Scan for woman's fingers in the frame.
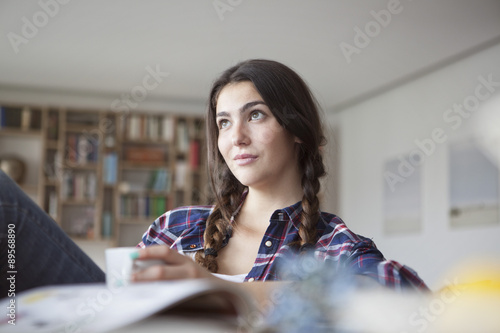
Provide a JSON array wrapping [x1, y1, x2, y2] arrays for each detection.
[[137, 244, 186, 265], [131, 244, 213, 282], [132, 262, 200, 281]]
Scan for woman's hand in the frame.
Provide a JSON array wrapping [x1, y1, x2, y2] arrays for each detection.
[[131, 245, 289, 311], [131, 245, 214, 282]]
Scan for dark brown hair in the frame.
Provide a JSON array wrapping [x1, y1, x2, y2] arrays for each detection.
[[195, 59, 326, 272]]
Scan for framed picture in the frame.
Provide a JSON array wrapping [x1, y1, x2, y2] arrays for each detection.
[[383, 153, 422, 234], [449, 139, 499, 227]]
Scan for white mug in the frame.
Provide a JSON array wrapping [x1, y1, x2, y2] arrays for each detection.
[[105, 247, 163, 288]]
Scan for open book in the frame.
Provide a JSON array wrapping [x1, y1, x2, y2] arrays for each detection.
[[0, 279, 255, 332]]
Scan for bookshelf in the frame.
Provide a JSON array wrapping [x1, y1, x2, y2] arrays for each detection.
[[0, 105, 207, 246], [114, 113, 208, 246], [0, 105, 44, 203]]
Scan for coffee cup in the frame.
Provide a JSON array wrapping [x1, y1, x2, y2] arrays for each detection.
[[105, 247, 164, 288]]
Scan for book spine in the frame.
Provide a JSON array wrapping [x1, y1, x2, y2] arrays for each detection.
[[48, 191, 58, 219], [48, 112, 58, 140], [129, 115, 140, 140], [87, 173, 96, 200], [140, 115, 145, 140], [103, 152, 118, 184], [156, 197, 166, 216], [162, 116, 174, 142], [67, 134, 77, 163], [175, 161, 187, 188], [177, 121, 189, 153], [102, 211, 112, 238], [90, 139, 98, 163], [21, 107, 31, 130], [77, 135, 87, 164], [189, 140, 200, 169], [0, 106, 4, 128]]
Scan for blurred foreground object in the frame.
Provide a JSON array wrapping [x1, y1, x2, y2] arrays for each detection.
[[0, 155, 26, 184], [261, 255, 500, 333], [430, 260, 500, 333]]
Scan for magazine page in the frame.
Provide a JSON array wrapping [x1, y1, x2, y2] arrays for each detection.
[[1, 279, 251, 333]]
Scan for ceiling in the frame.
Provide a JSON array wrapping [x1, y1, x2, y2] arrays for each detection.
[[1, 0, 500, 114]]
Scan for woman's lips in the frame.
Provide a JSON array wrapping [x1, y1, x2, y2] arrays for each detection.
[[234, 154, 258, 166]]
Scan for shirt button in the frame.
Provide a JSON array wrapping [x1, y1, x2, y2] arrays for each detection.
[[189, 244, 197, 249], [265, 240, 272, 248], [247, 278, 255, 282]]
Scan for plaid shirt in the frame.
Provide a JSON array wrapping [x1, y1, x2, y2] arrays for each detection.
[[138, 201, 429, 292]]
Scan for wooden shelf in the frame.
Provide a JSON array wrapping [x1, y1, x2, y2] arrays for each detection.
[[0, 106, 207, 245], [122, 138, 173, 145], [63, 161, 99, 170], [0, 128, 42, 137], [121, 162, 170, 169], [20, 184, 38, 194], [44, 179, 58, 186], [45, 140, 59, 149], [61, 199, 96, 205], [65, 124, 100, 132], [118, 189, 170, 195]]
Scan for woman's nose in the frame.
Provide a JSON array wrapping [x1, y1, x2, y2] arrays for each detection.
[[231, 122, 249, 146]]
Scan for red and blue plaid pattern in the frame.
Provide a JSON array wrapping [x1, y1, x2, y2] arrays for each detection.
[[138, 202, 429, 292]]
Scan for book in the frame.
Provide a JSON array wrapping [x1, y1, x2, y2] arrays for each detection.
[[1, 107, 22, 128], [21, 107, 31, 130], [101, 211, 112, 238], [47, 112, 59, 140], [161, 116, 174, 142], [103, 152, 117, 184], [29, 109, 42, 130], [124, 146, 165, 164], [128, 115, 141, 140], [0, 106, 4, 127], [48, 190, 58, 219], [177, 120, 189, 153], [175, 160, 187, 188], [189, 139, 200, 169], [0, 279, 254, 332]]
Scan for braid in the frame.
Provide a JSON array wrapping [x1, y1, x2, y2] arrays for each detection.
[[194, 206, 225, 272], [194, 164, 245, 272], [298, 149, 326, 249]]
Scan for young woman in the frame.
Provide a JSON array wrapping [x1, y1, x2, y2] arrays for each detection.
[[0, 59, 428, 303], [133, 59, 428, 291]]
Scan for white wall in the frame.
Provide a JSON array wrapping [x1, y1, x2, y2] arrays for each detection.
[[326, 43, 500, 290]]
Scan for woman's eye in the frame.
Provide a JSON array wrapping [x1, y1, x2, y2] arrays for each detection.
[[250, 111, 264, 120], [218, 119, 230, 129]]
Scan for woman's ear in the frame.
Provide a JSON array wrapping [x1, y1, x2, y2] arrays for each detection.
[[294, 136, 303, 144]]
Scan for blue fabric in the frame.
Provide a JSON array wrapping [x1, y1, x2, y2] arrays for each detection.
[[0, 170, 104, 298]]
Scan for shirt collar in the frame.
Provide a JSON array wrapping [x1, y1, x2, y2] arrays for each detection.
[[268, 200, 304, 230], [236, 187, 304, 228]]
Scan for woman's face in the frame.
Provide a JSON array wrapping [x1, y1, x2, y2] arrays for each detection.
[[216, 81, 301, 191]]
